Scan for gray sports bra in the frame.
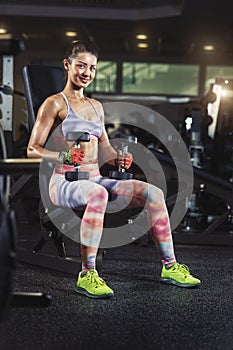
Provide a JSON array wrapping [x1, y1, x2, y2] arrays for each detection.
[[60, 92, 103, 139]]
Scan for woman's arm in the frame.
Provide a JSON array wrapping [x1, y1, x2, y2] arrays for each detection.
[[27, 95, 61, 162]]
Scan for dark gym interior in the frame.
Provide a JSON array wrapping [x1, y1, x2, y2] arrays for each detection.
[[0, 1, 233, 349]]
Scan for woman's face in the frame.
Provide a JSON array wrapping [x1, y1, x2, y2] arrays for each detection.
[[64, 52, 97, 89]]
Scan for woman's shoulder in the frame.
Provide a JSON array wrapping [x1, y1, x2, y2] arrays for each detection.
[[43, 92, 65, 109], [37, 93, 66, 122], [86, 96, 103, 111], [46, 92, 63, 102], [86, 96, 101, 104]]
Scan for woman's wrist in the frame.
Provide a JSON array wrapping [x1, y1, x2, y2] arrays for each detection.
[[114, 157, 119, 167], [58, 151, 66, 163]]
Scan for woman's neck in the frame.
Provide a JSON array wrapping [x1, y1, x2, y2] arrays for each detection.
[[63, 86, 85, 100]]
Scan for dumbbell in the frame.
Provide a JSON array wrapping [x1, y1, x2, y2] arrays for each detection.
[[65, 132, 90, 181], [109, 134, 137, 180]]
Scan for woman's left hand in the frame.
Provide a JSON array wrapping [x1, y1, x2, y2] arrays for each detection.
[[116, 150, 133, 169]]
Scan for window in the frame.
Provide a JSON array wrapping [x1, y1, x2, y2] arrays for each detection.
[[205, 65, 233, 93], [122, 62, 199, 96], [86, 61, 117, 93]]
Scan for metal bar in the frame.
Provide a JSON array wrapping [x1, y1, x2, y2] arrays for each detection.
[[204, 210, 230, 233], [0, 4, 183, 20], [16, 248, 103, 275], [0, 55, 13, 132], [9, 175, 33, 201]]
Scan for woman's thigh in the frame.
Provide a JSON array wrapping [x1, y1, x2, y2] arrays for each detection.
[[49, 175, 108, 209], [49, 175, 163, 211], [94, 177, 150, 211]]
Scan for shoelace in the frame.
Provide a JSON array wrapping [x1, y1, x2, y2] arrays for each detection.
[[176, 264, 190, 275], [87, 271, 106, 287]]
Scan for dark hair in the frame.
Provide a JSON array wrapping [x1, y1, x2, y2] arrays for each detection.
[[63, 40, 99, 63]]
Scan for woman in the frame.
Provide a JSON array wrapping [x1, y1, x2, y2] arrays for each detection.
[[27, 40, 201, 299]]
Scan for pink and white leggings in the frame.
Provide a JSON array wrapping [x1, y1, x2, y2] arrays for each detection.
[[49, 165, 176, 271]]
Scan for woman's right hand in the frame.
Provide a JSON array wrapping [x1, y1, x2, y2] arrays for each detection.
[[115, 150, 133, 169], [62, 148, 85, 165]]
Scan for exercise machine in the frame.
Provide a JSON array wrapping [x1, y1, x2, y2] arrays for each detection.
[[0, 125, 51, 321], [0, 38, 52, 321]]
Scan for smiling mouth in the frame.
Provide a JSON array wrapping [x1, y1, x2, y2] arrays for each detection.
[[80, 78, 89, 83]]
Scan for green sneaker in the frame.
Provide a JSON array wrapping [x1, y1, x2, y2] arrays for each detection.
[[160, 263, 201, 288], [74, 270, 114, 299]]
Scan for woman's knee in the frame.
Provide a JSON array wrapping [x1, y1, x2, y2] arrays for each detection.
[[88, 184, 109, 204], [148, 183, 165, 202]]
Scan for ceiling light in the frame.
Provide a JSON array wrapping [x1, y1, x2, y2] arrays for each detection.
[[221, 89, 228, 97], [203, 45, 215, 51], [65, 31, 77, 37], [137, 42, 148, 48], [136, 34, 148, 40], [21, 32, 29, 39], [0, 33, 12, 39], [0, 28, 7, 34]]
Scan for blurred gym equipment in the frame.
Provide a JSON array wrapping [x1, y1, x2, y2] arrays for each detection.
[[107, 107, 232, 245], [175, 80, 233, 241], [0, 39, 53, 320], [0, 37, 25, 157], [0, 125, 51, 322]]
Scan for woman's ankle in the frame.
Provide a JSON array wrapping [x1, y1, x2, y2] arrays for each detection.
[[81, 268, 95, 276], [164, 262, 176, 269]]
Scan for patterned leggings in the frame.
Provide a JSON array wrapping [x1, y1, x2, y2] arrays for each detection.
[[49, 167, 176, 270]]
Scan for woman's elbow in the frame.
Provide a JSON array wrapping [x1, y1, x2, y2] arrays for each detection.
[[27, 145, 38, 158], [27, 146, 33, 158]]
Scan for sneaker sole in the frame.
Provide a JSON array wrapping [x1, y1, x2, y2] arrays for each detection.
[[160, 278, 201, 288], [74, 286, 114, 299]]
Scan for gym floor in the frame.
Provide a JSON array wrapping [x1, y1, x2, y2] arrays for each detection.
[[0, 221, 233, 350]]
